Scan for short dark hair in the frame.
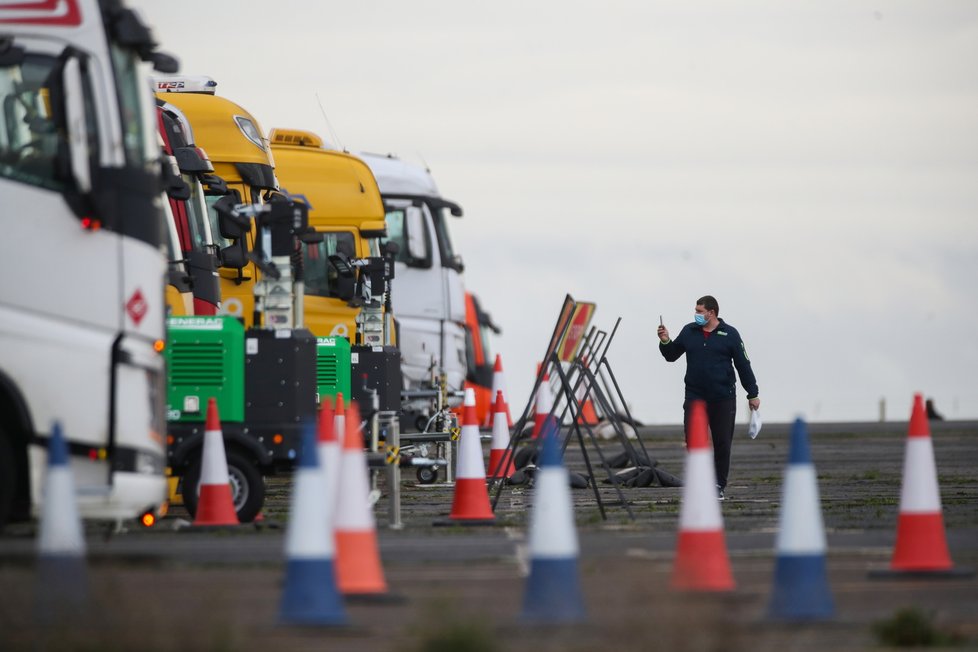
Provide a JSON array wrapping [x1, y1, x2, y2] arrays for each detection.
[[697, 295, 719, 316]]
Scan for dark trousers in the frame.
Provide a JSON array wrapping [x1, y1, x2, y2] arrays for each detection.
[[683, 398, 737, 489]]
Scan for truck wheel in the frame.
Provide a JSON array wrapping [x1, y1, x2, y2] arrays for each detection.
[[182, 451, 265, 523], [416, 467, 438, 484]]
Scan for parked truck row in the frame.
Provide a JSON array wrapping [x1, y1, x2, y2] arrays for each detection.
[[0, 0, 500, 529]]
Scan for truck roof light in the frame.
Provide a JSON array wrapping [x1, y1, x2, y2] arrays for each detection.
[[153, 76, 217, 94], [268, 128, 324, 148]]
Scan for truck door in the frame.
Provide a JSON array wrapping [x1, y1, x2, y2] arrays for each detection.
[[382, 200, 446, 383]]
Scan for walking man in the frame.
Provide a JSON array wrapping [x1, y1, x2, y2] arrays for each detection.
[[657, 295, 760, 500]]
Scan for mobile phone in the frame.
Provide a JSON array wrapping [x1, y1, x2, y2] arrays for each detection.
[[659, 315, 663, 327]]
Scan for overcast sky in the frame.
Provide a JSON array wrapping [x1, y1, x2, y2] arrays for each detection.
[[133, 1, 978, 424]]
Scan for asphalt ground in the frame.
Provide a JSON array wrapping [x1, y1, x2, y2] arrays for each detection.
[[1, 419, 976, 651]]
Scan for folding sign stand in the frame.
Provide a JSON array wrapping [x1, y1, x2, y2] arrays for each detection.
[[489, 296, 653, 520], [549, 319, 652, 520], [548, 348, 633, 520], [570, 321, 655, 469]]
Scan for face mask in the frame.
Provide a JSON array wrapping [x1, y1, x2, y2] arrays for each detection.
[[694, 313, 708, 326]]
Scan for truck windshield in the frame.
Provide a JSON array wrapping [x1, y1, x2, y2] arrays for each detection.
[[109, 43, 150, 167], [303, 231, 356, 299], [0, 53, 65, 191]]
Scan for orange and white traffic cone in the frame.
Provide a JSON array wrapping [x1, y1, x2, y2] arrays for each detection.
[[333, 392, 346, 448], [575, 369, 600, 426], [488, 390, 516, 480], [334, 401, 389, 596], [871, 394, 973, 578], [442, 388, 495, 523], [530, 370, 554, 440], [671, 400, 734, 591], [193, 398, 239, 527], [485, 354, 513, 428], [317, 397, 341, 526]]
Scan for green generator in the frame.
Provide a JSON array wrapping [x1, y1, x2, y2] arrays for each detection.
[[165, 316, 245, 423], [316, 336, 351, 404]]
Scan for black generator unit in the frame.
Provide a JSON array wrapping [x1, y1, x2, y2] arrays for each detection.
[[351, 345, 403, 412], [245, 327, 318, 427]]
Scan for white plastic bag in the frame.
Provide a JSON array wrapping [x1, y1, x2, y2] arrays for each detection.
[[748, 410, 762, 439]]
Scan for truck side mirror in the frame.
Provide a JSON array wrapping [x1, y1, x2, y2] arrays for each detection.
[[61, 57, 91, 194], [445, 200, 463, 217], [405, 206, 429, 263], [211, 191, 250, 270], [328, 252, 355, 278], [298, 227, 324, 245], [212, 193, 249, 240], [151, 51, 179, 74], [199, 173, 228, 195], [162, 155, 190, 200], [220, 243, 246, 269], [0, 39, 26, 67], [336, 276, 357, 303], [174, 146, 213, 173]]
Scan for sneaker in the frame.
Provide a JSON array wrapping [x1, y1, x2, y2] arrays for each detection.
[[717, 485, 725, 501]]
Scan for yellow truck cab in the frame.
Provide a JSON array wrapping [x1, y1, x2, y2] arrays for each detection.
[[269, 129, 394, 344], [154, 77, 277, 327]]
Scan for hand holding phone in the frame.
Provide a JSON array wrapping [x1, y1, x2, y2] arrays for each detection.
[[657, 315, 669, 343]]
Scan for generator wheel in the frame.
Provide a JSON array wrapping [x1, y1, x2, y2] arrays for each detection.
[[182, 450, 265, 523], [416, 466, 438, 484]]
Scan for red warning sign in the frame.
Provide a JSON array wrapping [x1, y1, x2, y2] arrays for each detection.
[[126, 289, 148, 326], [556, 302, 596, 362]]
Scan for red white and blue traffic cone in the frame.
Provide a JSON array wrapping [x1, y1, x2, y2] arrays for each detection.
[[768, 417, 834, 620], [521, 416, 586, 623], [279, 420, 347, 626], [37, 421, 89, 619]]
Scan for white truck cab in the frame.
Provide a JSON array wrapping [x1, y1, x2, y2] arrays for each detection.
[[358, 153, 467, 414], [0, 0, 176, 528]]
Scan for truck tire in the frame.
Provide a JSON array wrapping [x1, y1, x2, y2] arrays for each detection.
[[182, 450, 265, 523]]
